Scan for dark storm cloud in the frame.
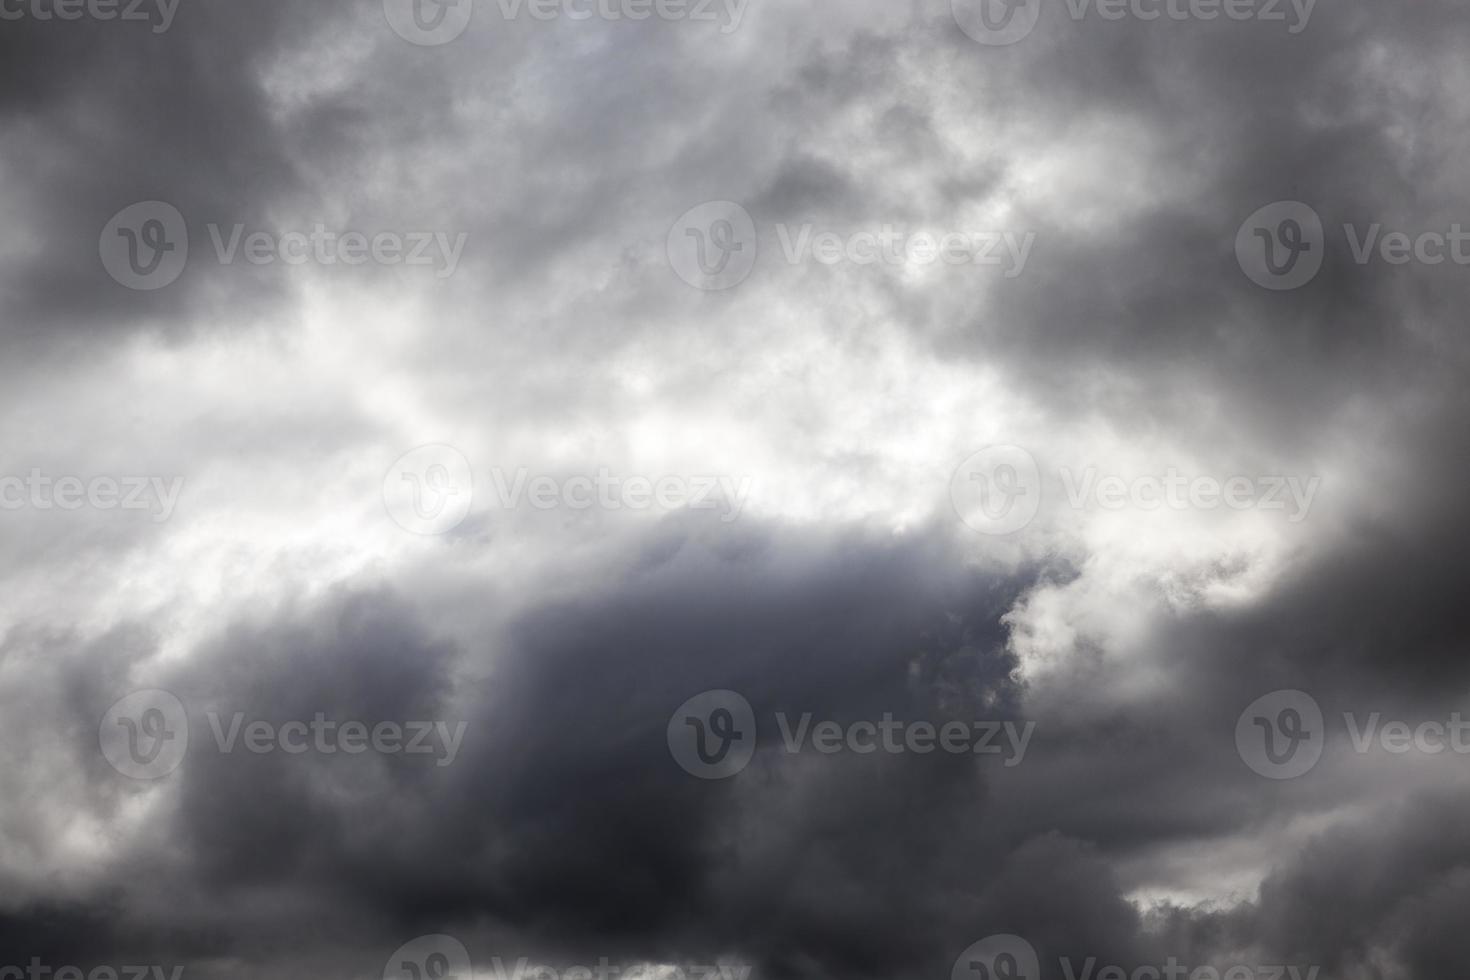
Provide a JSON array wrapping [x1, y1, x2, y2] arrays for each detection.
[[29, 501, 1464, 978], [11, 522, 1078, 976], [227, 526, 1037, 967]]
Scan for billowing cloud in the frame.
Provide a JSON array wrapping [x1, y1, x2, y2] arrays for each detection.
[[2, 0, 1468, 977]]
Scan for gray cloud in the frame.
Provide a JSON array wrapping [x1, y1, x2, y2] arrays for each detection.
[[3, 0, 1469, 976]]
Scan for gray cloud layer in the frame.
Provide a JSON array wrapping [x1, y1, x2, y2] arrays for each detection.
[[2, 0, 1469, 978]]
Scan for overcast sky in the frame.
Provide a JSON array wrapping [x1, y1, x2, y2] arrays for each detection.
[[2, 0, 1469, 978]]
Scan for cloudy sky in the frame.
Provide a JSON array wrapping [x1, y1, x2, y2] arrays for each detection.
[[2, 0, 1469, 977]]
